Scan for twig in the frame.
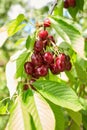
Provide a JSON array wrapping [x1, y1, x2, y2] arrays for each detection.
[[49, 0, 58, 15]]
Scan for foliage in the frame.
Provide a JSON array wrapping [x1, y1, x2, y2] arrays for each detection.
[[0, 0, 87, 130]]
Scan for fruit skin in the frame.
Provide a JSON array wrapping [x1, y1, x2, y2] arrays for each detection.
[[64, 0, 76, 8], [24, 62, 33, 75], [23, 84, 29, 91], [44, 18, 51, 27], [34, 40, 43, 52], [66, 62, 72, 71], [43, 52, 54, 64], [56, 59, 66, 72], [38, 30, 48, 40], [50, 63, 60, 74], [56, 53, 67, 72], [68, 0, 76, 7], [64, 0, 69, 8], [31, 53, 43, 67], [34, 65, 48, 77], [48, 35, 55, 43]]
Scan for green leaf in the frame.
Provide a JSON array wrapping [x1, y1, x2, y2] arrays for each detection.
[[33, 80, 82, 112], [53, 0, 63, 16], [50, 16, 85, 59], [6, 97, 34, 130], [7, 14, 26, 36], [0, 104, 8, 115], [16, 50, 30, 78], [67, 109, 82, 126], [25, 90, 55, 130], [70, 122, 81, 130], [74, 62, 87, 83], [26, 33, 36, 50], [82, 114, 87, 130], [47, 100, 65, 130], [15, 38, 26, 46]]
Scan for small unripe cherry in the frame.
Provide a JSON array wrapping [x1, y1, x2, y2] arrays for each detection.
[[24, 62, 33, 75], [44, 18, 51, 27], [38, 30, 48, 40], [43, 52, 54, 64]]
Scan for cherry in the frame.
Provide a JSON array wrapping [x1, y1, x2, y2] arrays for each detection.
[[56, 59, 66, 72], [48, 35, 55, 43], [66, 55, 70, 62], [35, 65, 48, 77], [66, 62, 72, 71], [38, 30, 48, 40], [31, 53, 43, 67], [24, 62, 33, 75], [68, 0, 76, 7], [64, 0, 69, 8], [57, 53, 66, 61], [43, 40, 48, 49], [44, 18, 51, 27], [43, 52, 54, 64], [23, 84, 29, 91], [50, 63, 60, 74], [34, 40, 43, 52]]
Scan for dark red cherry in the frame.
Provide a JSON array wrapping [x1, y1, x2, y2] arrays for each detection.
[[43, 52, 54, 64], [56, 59, 66, 72], [48, 35, 55, 43], [34, 40, 43, 52], [64, 0, 69, 8], [68, 0, 76, 7], [35, 65, 48, 77], [31, 53, 43, 67], [50, 63, 60, 74], [44, 18, 51, 27], [66, 62, 72, 71], [23, 84, 29, 91], [24, 62, 33, 75], [38, 30, 48, 40]]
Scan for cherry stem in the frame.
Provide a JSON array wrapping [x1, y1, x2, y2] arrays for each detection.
[[49, 0, 58, 15]]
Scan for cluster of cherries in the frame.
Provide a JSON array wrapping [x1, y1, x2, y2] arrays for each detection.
[[64, 0, 76, 8], [23, 18, 72, 90]]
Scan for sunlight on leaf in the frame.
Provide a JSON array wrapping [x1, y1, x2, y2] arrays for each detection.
[[0, 26, 8, 47]]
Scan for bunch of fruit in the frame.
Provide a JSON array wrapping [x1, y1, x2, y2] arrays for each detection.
[[64, 0, 76, 8], [23, 18, 72, 90]]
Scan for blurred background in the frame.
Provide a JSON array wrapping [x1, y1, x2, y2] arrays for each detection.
[[0, 0, 87, 129]]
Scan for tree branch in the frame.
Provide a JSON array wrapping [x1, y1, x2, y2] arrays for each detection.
[[49, 0, 58, 15]]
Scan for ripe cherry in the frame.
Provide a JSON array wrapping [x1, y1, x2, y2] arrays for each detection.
[[31, 53, 43, 67], [38, 30, 48, 40], [23, 84, 29, 91], [24, 62, 33, 75], [48, 35, 55, 43], [43, 52, 54, 64], [35, 65, 48, 77], [66, 62, 72, 71], [68, 0, 76, 7], [64, 0, 69, 8], [50, 63, 60, 74], [34, 40, 43, 52], [44, 18, 51, 27], [56, 59, 66, 72]]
